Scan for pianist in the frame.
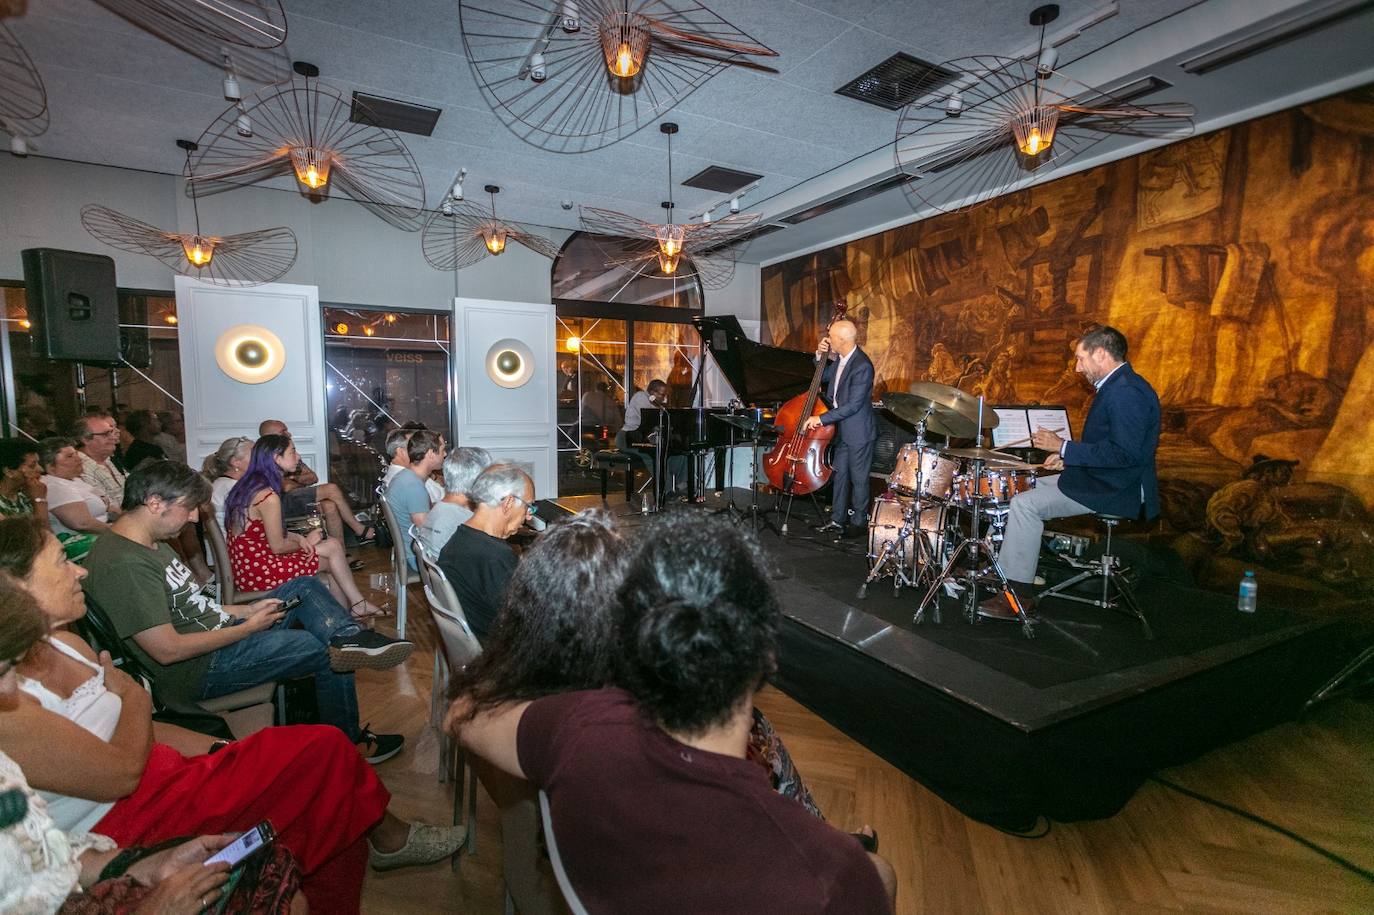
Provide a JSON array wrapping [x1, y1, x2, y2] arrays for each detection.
[[618, 380, 688, 499]]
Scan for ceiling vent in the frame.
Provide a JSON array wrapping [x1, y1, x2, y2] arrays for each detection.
[[780, 173, 916, 225], [696, 223, 787, 256], [350, 92, 442, 136], [681, 165, 764, 194], [836, 53, 956, 111], [1179, 0, 1374, 74]]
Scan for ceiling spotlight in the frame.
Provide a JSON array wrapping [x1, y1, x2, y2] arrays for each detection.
[[559, 0, 581, 32], [1036, 46, 1058, 78], [234, 106, 253, 137], [9, 134, 28, 157], [529, 52, 547, 82], [451, 167, 467, 201], [441, 200, 453, 216], [222, 73, 241, 100], [729, 196, 740, 214], [560, 199, 573, 210], [702, 209, 711, 224], [945, 91, 963, 117]]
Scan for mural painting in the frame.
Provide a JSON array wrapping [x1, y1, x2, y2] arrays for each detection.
[[761, 85, 1374, 601]]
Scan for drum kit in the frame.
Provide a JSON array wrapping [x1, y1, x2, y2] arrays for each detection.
[[863, 382, 1040, 637]]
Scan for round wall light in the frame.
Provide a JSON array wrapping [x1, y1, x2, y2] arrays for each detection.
[[485, 337, 535, 389], [214, 324, 286, 384]]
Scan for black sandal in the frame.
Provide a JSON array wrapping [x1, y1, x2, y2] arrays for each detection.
[[356, 525, 377, 545], [348, 558, 366, 572]]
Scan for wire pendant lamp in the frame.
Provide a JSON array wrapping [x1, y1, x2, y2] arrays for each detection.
[[0, 22, 48, 145], [422, 184, 562, 271], [186, 61, 427, 230], [458, 0, 777, 153], [81, 139, 297, 286], [578, 122, 760, 288], [894, 4, 1195, 215]]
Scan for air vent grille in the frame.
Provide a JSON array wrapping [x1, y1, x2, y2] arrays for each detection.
[[350, 92, 442, 136], [780, 173, 915, 225], [696, 223, 786, 256], [681, 165, 763, 194], [836, 53, 956, 111]]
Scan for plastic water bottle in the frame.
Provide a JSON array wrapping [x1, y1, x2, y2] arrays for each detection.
[[1237, 570, 1258, 614]]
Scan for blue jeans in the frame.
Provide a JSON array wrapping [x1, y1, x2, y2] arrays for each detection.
[[198, 577, 364, 741]]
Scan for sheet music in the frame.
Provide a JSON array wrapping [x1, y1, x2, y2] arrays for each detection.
[[1027, 407, 1073, 442], [990, 408, 1031, 448]]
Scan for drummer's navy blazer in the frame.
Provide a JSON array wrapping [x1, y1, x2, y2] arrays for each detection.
[[1059, 362, 1160, 520], [819, 347, 877, 444]]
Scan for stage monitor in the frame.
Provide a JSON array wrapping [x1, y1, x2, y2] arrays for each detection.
[[989, 405, 1074, 449]]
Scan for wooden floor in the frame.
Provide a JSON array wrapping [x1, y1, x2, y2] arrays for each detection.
[[348, 545, 1374, 914]]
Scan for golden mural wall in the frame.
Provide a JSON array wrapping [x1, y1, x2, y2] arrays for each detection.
[[762, 85, 1374, 600]]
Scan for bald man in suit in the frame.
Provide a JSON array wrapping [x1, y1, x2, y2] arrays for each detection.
[[804, 319, 877, 539]]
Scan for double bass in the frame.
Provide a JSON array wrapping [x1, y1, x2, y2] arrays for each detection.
[[762, 301, 848, 495]]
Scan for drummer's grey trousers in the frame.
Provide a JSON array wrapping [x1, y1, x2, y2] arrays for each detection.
[[997, 474, 1092, 584]]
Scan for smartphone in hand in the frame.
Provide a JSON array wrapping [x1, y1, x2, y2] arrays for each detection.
[[204, 822, 275, 868]]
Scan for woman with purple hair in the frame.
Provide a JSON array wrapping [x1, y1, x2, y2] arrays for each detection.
[[225, 435, 383, 622]]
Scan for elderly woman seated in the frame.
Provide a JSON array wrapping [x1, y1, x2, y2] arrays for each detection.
[[39, 438, 110, 556]]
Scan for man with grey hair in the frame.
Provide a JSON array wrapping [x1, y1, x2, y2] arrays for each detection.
[[436, 463, 534, 641], [73, 412, 126, 516], [418, 446, 492, 555]]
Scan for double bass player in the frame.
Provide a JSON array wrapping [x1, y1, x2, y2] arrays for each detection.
[[805, 318, 877, 539]]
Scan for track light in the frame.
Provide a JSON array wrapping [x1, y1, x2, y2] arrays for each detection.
[[451, 168, 467, 201], [235, 105, 253, 137], [441, 200, 453, 217], [945, 91, 964, 117], [560, 0, 581, 32], [221, 54, 242, 101], [529, 52, 547, 82], [1036, 46, 1058, 77], [729, 196, 740, 213], [702, 209, 711, 224], [10, 134, 28, 157]]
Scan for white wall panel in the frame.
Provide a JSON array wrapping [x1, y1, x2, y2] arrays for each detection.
[[175, 277, 327, 478], [453, 297, 556, 498]]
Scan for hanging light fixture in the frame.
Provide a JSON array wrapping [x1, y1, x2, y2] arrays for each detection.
[[421, 183, 561, 270], [80, 139, 298, 285], [893, 4, 1195, 215], [188, 60, 426, 230], [0, 23, 49, 146], [459, 0, 777, 153], [578, 122, 762, 288]]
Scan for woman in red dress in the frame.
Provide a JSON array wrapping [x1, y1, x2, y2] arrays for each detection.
[[224, 436, 382, 621], [0, 519, 462, 915]]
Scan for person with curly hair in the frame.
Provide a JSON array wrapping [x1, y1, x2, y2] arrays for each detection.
[[451, 512, 896, 913]]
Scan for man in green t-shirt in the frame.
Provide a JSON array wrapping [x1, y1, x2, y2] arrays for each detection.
[[83, 461, 414, 764]]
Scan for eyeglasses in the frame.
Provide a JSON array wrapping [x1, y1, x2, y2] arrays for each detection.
[[509, 495, 537, 517], [89, 429, 119, 438]]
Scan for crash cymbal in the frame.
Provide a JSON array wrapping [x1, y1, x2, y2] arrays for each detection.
[[879, 392, 979, 438], [907, 381, 1000, 430], [939, 446, 1026, 466]]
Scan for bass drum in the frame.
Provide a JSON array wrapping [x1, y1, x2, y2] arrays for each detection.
[[866, 495, 950, 577]]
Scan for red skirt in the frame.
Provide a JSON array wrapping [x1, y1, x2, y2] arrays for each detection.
[[94, 725, 389, 915]]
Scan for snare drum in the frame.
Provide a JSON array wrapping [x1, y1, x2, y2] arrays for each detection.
[[867, 495, 949, 576], [888, 444, 957, 500], [953, 468, 1037, 507]]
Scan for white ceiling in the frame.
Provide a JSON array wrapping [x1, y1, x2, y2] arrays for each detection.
[[5, 0, 1374, 265]]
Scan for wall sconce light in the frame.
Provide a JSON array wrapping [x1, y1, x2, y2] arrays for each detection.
[[485, 337, 534, 388], [214, 324, 286, 384]]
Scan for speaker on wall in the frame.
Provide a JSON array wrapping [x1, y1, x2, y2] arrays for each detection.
[[21, 248, 122, 364]]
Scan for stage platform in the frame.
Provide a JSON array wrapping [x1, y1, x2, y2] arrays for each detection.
[[546, 491, 1370, 829]]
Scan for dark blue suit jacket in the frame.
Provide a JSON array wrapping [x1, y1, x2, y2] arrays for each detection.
[[1059, 362, 1160, 520], [819, 347, 877, 444]]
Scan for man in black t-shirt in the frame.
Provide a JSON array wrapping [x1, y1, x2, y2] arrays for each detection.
[[436, 463, 533, 641]]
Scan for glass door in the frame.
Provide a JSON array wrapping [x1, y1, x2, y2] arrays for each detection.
[[556, 316, 627, 495]]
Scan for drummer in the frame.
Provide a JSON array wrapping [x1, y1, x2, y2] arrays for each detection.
[[982, 325, 1161, 619]]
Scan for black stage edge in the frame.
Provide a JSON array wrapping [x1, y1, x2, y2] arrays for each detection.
[[560, 491, 1371, 829]]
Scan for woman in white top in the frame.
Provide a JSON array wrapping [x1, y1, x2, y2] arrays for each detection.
[[38, 439, 110, 537], [201, 436, 253, 531], [0, 572, 242, 915]]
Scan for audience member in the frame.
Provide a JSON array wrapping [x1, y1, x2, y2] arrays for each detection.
[[202, 436, 253, 530], [0, 439, 48, 526], [381, 428, 444, 503], [74, 413, 127, 516], [225, 437, 383, 620], [257, 421, 376, 546], [454, 512, 897, 913], [383, 430, 444, 566], [39, 438, 110, 537], [579, 381, 623, 433], [0, 520, 466, 913], [436, 464, 531, 641], [153, 411, 188, 465], [418, 447, 491, 556], [121, 412, 167, 472], [80, 464, 410, 757]]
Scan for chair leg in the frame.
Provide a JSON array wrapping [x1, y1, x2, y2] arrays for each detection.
[[599, 466, 609, 502], [397, 577, 408, 639]]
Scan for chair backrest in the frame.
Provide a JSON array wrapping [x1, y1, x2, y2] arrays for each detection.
[[376, 482, 412, 579], [201, 511, 240, 604], [538, 789, 591, 915], [75, 591, 150, 682], [414, 540, 483, 670]]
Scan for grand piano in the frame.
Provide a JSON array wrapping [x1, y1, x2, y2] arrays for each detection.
[[633, 315, 816, 502]]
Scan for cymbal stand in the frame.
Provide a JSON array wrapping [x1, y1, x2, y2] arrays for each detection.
[[859, 410, 934, 598]]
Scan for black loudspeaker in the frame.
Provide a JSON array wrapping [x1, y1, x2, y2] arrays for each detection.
[[21, 248, 122, 364]]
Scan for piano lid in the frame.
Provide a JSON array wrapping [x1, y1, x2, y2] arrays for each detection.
[[692, 315, 815, 407]]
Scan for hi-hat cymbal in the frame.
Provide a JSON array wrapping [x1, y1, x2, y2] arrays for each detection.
[[879, 392, 976, 438], [939, 446, 1025, 466], [907, 381, 1000, 430]]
